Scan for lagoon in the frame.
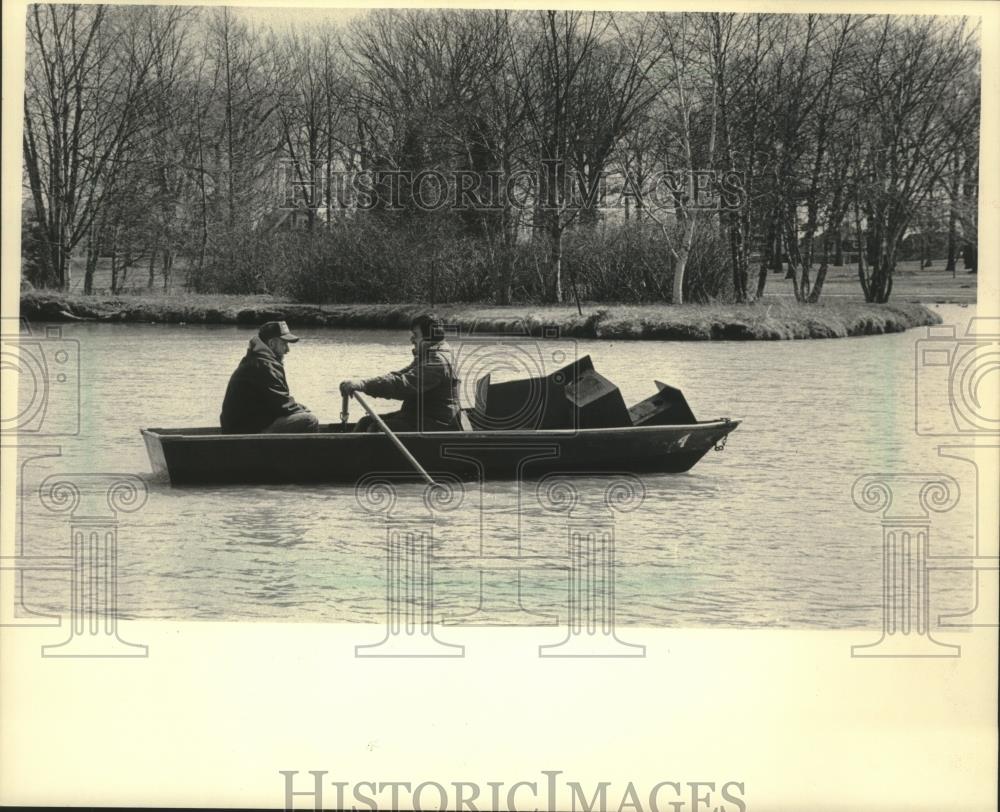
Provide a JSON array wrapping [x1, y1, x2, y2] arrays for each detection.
[[13, 304, 983, 629]]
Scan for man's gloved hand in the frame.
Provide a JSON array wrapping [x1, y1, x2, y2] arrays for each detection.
[[339, 379, 365, 396]]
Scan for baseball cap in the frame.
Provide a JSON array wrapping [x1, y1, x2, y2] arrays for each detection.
[[258, 320, 299, 342]]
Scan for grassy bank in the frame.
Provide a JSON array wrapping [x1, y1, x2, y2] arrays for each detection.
[[21, 291, 943, 340]]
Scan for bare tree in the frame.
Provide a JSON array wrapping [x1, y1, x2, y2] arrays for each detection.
[[852, 16, 978, 302], [778, 14, 859, 303], [705, 13, 776, 302], [210, 9, 282, 229], [506, 11, 605, 304], [642, 12, 718, 305], [274, 26, 350, 229], [944, 67, 979, 276], [425, 11, 531, 304], [132, 8, 197, 290], [22, 5, 186, 291], [510, 11, 664, 305]]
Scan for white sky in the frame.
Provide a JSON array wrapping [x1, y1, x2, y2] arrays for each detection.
[[233, 6, 366, 29]]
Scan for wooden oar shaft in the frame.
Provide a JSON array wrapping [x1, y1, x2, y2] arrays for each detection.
[[353, 392, 438, 488]]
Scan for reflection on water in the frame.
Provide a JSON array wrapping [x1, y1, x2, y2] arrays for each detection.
[[14, 305, 983, 628]]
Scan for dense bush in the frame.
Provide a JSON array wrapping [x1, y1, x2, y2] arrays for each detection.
[[20, 216, 52, 288], [275, 215, 498, 304], [188, 227, 284, 295], [183, 213, 734, 305], [563, 219, 733, 304], [561, 222, 666, 301], [681, 221, 733, 303]]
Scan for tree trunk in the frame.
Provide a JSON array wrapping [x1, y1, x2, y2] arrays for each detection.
[[110, 230, 119, 294], [57, 239, 70, 291], [946, 216, 958, 275], [945, 152, 961, 274], [807, 264, 828, 303], [83, 223, 98, 295], [84, 252, 98, 295], [963, 242, 977, 273], [755, 263, 768, 300], [147, 245, 157, 289], [866, 230, 897, 303], [670, 213, 695, 304], [119, 248, 131, 290], [866, 225, 886, 303], [550, 220, 564, 304], [770, 227, 783, 272], [783, 211, 808, 301], [194, 100, 209, 284], [854, 199, 871, 302], [162, 249, 173, 292], [671, 216, 695, 306], [730, 219, 748, 303], [670, 158, 700, 306], [570, 266, 583, 316]]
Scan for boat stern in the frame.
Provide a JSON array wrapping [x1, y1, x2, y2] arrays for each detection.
[[141, 429, 170, 482]]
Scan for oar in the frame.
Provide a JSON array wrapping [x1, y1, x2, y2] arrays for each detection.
[[340, 394, 351, 428], [352, 391, 439, 489]]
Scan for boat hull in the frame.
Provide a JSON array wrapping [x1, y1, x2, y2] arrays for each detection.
[[141, 420, 740, 485]]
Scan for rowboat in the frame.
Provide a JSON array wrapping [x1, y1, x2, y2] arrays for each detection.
[[141, 416, 740, 485]]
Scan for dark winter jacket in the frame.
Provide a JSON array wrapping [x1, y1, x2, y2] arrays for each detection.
[[220, 337, 307, 433], [362, 340, 460, 428]]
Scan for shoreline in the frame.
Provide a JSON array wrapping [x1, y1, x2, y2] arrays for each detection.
[[20, 291, 944, 340]]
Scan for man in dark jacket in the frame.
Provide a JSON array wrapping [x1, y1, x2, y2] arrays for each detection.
[[340, 314, 461, 432], [220, 321, 319, 434]]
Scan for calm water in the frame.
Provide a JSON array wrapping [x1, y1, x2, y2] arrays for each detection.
[[12, 305, 984, 628]]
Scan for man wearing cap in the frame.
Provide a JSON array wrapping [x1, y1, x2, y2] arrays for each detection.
[[339, 313, 461, 432], [220, 321, 319, 434]]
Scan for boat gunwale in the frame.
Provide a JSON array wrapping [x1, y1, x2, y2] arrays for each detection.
[[141, 419, 740, 442]]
